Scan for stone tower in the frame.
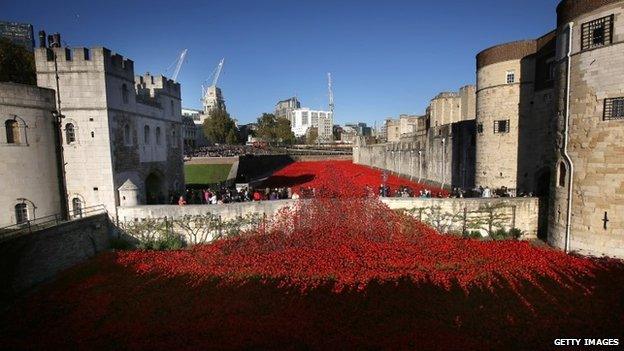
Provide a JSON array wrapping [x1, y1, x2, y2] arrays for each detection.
[[474, 32, 556, 196], [549, 0, 624, 257]]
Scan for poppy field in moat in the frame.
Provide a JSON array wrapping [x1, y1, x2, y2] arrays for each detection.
[[1, 161, 623, 350]]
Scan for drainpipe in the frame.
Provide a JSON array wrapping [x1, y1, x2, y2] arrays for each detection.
[[562, 22, 575, 253]]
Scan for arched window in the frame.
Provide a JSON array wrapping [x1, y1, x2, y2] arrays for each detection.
[[5, 120, 20, 144], [144, 125, 150, 145], [156, 127, 161, 145], [72, 197, 83, 218], [15, 203, 28, 224], [122, 84, 129, 104], [124, 124, 131, 145], [65, 123, 76, 144], [558, 161, 567, 187]]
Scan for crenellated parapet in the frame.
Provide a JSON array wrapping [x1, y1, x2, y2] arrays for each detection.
[[34, 47, 135, 81], [135, 73, 181, 100]]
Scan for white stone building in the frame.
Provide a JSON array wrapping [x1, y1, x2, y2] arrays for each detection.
[[34, 45, 185, 213], [0, 83, 61, 227], [291, 108, 333, 142], [182, 107, 209, 146]]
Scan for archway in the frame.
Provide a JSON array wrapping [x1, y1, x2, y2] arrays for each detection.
[[534, 168, 551, 241], [145, 172, 164, 204]]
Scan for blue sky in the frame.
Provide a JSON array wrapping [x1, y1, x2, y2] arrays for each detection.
[[3, 0, 559, 126]]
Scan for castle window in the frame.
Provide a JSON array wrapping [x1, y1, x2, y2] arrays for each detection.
[[477, 123, 483, 134], [122, 84, 129, 104], [170, 100, 174, 114], [604, 97, 624, 120], [558, 162, 567, 187], [493, 120, 510, 133], [144, 125, 150, 145], [72, 197, 83, 218], [65, 123, 76, 144], [506, 70, 515, 84], [5, 120, 20, 144], [124, 124, 131, 145], [581, 15, 613, 51], [15, 203, 28, 224], [156, 127, 161, 145]]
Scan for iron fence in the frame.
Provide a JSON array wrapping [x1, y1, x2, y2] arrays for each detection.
[[0, 204, 107, 241]]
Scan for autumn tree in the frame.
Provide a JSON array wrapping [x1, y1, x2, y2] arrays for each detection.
[[202, 109, 238, 144]]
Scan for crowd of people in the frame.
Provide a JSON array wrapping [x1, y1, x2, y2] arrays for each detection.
[[174, 186, 297, 205], [184, 145, 277, 159], [450, 185, 527, 198], [172, 184, 527, 205]]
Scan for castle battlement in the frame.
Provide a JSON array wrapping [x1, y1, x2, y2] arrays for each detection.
[[432, 91, 460, 100], [135, 73, 181, 98], [34, 47, 135, 81]]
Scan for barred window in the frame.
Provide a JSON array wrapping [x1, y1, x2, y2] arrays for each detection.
[[506, 70, 515, 84], [15, 203, 28, 224], [493, 120, 510, 133], [581, 15, 613, 51], [477, 123, 483, 134], [5, 120, 20, 144], [65, 123, 76, 144], [604, 97, 624, 120]]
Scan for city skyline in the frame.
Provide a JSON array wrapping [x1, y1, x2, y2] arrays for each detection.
[[4, 0, 558, 125]]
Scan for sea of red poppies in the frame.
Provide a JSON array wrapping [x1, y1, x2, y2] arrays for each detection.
[[262, 160, 447, 197], [1, 161, 623, 350]]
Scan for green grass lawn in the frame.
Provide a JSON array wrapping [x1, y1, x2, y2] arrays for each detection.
[[184, 164, 232, 185]]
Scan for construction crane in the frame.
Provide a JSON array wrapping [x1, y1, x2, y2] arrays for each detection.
[[202, 58, 225, 99], [165, 49, 187, 82]]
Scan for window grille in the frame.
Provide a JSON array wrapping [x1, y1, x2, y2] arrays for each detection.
[[5, 120, 19, 144], [72, 198, 83, 217], [493, 120, 510, 133], [477, 123, 483, 134], [65, 123, 76, 143], [604, 97, 624, 120], [581, 15, 613, 50], [15, 203, 28, 224], [506, 71, 515, 84]]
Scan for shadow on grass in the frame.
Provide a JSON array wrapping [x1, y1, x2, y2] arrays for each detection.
[[1, 252, 623, 350]]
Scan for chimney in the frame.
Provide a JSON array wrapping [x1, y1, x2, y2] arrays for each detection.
[[52, 33, 62, 48], [38, 30, 47, 48]]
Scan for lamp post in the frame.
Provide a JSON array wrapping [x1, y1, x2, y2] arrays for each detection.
[[409, 150, 414, 181], [441, 137, 446, 189], [418, 149, 422, 183], [47, 33, 70, 221]]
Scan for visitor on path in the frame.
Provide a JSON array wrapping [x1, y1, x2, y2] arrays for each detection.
[[178, 196, 187, 206]]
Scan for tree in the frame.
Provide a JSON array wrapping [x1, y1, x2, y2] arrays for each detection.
[[275, 117, 295, 145], [226, 128, 238, 145], [0, 38, 36, 85], [202, 109, 237, 144], [256, 113, 296, 145], [306, 127, 318, 145], [256, 113, 277, 142]]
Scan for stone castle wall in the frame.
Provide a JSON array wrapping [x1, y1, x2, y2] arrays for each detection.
[[0, 214, 111, 301], [475, 33, 556, 195], [34, 46, 185, 212], [0, 83, 61, 226], [549, 1, 624, 258]]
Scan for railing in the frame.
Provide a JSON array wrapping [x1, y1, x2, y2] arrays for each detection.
[[0, 205, 108, 241]]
